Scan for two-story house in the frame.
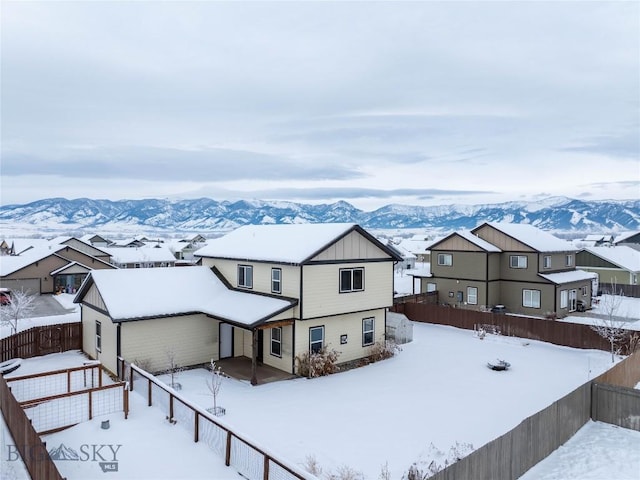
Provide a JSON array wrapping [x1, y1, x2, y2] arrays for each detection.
[[74, 223, 401, 383], [427, 222, 596, 316]]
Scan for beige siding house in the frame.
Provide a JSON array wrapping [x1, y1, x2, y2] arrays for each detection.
[[427, 222, 596, 317], [195, 223, 401, 379], [75, 223, 401, 384]]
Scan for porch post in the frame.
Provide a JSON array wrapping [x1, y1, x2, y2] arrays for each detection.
[[251, 329, 258, 386]]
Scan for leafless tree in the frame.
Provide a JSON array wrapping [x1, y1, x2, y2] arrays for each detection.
[[590, 281, 628, 362], [206, 359, 224, 415], [0, 289, 36, 336], [164, 347, 184, 390]]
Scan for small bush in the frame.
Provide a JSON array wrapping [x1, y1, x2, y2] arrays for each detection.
[[368, 340, 400, 362], [296, 347, 340, 378], [302, 454, 323, 476]]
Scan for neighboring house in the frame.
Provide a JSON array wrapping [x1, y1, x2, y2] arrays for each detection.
[[576, 246, 640, 288], [166, 240, 200, 263], [386, 242, 416, 270], [80, 234, 113, 248], [614, 231, 640, 246], [102, 245, 176, 268], [110, 238, 147, 248], [0, 244, 116, 294], [75, 223, 401, 382], [426, 222, 595, 316], [581, 234, 615, 247], [49, 236, 112, 264]]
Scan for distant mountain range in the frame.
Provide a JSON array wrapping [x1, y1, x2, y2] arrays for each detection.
[[1, 196, 639, 236]]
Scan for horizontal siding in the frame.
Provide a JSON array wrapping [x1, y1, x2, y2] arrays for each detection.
[[294, 309, 385, 371], [81, 306, 117, 374], [262, 325, 294, 373], [121, 314, 218, 373], [302, 262, 394, 319]]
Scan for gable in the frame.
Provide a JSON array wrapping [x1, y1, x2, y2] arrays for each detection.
[[473, 224, 535, 252], [310, 230, 391, 262], [432, 234, 487, 252], [83, 282, 108, 312]]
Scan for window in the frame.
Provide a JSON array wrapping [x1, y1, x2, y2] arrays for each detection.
[[467, 287, 478, 305], [565, 255, 573, 267], [426, 283, 437, 292], [309, 326, 324, 354], [134, 263, 141, 268], [581, 286, 588, 296], [270, 327, 282, 357], [560, 290, 568, 308], [362, 318, 375, 346], [437, 253, 452, 266], [523, 289, 541, 308], [510, 255, 528, 269], [543, 256, 551, 269], [340, 268, 364, 293], [95, 321, 102, 352], [238, 264, 253, 289], [271, 268, 282, 294]]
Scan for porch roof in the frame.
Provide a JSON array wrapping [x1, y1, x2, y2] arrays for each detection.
[[538, 270, 597, 285]]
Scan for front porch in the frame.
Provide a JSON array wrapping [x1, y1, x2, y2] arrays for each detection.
[[216, 356, 297, 385]]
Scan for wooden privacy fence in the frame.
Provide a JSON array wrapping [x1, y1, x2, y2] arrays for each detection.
[[429, 351, 640, 480], [5, 363, 128, 435], [0, 375, 65, 480], [1, 323, 82, 362], [392, 302, 621, 351], [122, 358, 311, 480]]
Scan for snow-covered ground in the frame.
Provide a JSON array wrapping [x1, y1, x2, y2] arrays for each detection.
[[0, 293, 80, 339], [519, 420, 640, 480]]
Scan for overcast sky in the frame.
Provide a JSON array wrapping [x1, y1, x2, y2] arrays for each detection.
[[1, 1, 638, 211]]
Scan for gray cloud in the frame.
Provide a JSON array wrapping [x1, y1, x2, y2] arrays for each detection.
[[227, 187, 494, 201], [559, 131, 640, 159], [1, 146, 364, 182]]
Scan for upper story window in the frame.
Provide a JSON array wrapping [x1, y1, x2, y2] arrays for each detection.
[[565, 254, 573, 267], [238, 264, 253, 289], [543, 256, 551, 269], [510, 255, 528, 269], [271, 268, 282, 294], [95, 321, 102, 352], [340, 267, 364, 293], [437, 253, 452, 266]]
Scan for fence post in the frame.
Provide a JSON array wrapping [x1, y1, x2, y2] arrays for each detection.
[[225, 431, 232, 466], [67, 369, 72, 393], [194, 412, 199, 442], [130, 365, 134, 391], [148, 377, 152, 406], [263, 456, 269, 480], [123, 386, 129, 420], [89, 390, 93, 420], [98, 365, 103, 387], [169, 393, 174, 423]]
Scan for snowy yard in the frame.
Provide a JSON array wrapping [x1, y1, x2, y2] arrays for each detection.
[[1, 292, 638, 479], [0, 326, 632, 479]]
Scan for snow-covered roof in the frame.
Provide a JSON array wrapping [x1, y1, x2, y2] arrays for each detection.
[[407, 263, 432, 278], [614, 231, 640, 244], [538, 270, 597, 285], [397, 238, 431, 255], [581, 246, 640, 272], [0, 245, 66, 276], [76, 266, 296, 326], [481, 222, 577, 253], [195, 223, 369, 264], [102, 246, 176, 264], [456, 230, 502, 252], [4, 238, 51, 255]]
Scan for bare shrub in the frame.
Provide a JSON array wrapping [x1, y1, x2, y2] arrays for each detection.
[[368, 340, 400, 362], [302, 454, 323, 477], [296, 347, 340, 378], [378, 462, 392, 480], [326, 465, 364, 480]]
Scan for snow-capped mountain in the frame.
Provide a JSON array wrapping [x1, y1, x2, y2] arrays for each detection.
[[0, 196, 638, 236]]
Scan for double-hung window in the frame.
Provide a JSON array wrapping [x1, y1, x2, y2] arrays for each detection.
[[510, 255, 527, 269], [467, 287, 478, 305], [238, 264, 253, 289], [523, 289, 541, 308], [340, 268, 364, 293], [270, 327, 282, 357], [543, 256, 551, 269], [309, 326, 324, 354], [437, 253, 452, 266], [362, 318, 375, 346], [95, 321, 102, 352], [565, 255, 573, 267], [271, 268, 282, 294]]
